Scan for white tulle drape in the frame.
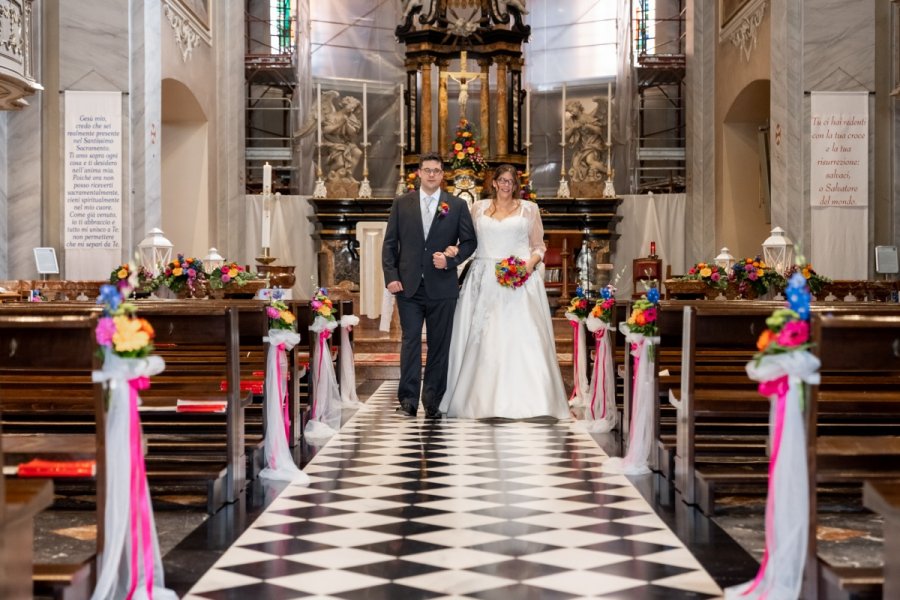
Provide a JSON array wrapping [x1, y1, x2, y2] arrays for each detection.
[[305, 316, 342, 442], [91, 353, 177, 600], [725, 351, 820, 600], [564, 313, 590, 407], [605, 325, 658, 475], [573, 317, 617, 433], [339, 314, 361, 408], [258, 329, 310, 484]]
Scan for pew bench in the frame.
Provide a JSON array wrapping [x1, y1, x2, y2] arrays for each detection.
[[802, 313, 900, 599], [0, 313, 104, 600]]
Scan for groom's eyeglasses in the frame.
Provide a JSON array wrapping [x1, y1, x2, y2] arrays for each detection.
[[420, 168, 443, 176]]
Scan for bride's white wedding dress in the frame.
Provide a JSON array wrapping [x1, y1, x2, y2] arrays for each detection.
[[440, 199, 570, 420]]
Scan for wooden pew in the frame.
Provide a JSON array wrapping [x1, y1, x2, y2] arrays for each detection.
[[863, 479, 900, 600], [0, 314, 103, 600], [802, 313, 900, 599]]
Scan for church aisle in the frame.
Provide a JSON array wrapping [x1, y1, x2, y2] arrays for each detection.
[[184, 382, 723, 599]]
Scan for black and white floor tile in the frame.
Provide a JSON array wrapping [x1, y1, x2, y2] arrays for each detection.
[[185, 382, 723, 599]]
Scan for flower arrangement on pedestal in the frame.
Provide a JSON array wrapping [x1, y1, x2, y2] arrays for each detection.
[[782, 263, 830, 296], [159, 255, 207, 296], [684, 262, 728, 290], [519, 170, 537, 201], [449, 118, 488, 174], [209, 261, 257, 291], [730, 256, 785, 298], [405, 171, 419, 191], [109, 263, 158, 294]]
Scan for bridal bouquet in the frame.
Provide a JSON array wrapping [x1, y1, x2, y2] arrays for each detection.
[[495, 256, 530, 288]]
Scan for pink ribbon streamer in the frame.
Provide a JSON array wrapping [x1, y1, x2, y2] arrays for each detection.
[[741, 374, 789, 597], [277, 343, 290, 448], [127, 376, 154, 600], [569, 320, 581, 402], [589, 331, 607, 420], [312, 330, 331, 419]]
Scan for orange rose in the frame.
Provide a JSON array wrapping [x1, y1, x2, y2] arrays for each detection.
[[756, 329, 776, 352]]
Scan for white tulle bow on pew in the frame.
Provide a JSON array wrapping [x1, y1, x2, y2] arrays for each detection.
[[259, 328, 310, 484], [564, 311, 590, 408], [573, 316, 617, 433], [604, 324, 659, 476], [91, 353, 177, 600], [305, 316, 342, 442], [339, 314, 361, 408]]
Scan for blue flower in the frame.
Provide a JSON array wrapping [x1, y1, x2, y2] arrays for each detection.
[[647, 287, 660, 304], [272, 287, 284, 300], [575, 286, 583, 297], [786, 272, 811, 319], [601, 286, 612, 300], [97, 284, 121, 312]]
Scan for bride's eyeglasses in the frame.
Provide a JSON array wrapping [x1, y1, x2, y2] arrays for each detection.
[[495, 178, 516, 186]]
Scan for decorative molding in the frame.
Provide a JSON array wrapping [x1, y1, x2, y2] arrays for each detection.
[[720, 0, 767, 63], [163, 0, 211, 63], [0, 0, 41, 110]]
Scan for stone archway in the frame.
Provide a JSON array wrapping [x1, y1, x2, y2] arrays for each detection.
[[161, 78, 209, 258], [718, 79, 771, 260]]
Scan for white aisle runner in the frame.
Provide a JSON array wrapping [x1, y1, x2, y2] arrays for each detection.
[[186, 382, 723, 599]]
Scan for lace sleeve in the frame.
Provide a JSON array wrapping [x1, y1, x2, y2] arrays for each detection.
[[524, 201, 547, 259]]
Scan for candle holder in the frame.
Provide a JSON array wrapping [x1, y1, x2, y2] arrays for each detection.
[[358, 142, 372, 198], [602, 165, 616, 199], [557, 140, 570, 198], [312, 162, 327, 198]]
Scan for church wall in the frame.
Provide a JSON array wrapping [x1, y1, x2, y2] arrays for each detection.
[[714, 6, 771, 261]]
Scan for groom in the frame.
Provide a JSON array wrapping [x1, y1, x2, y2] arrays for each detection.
[[382, 152, 476, 418]]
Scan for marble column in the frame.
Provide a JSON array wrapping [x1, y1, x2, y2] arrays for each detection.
[[684, 0, 716, 262], [130, 0, 162, 257], [214, 0, 247, 259], [769, 0, 803, 243], [437, 59, 450, 158], [419, 57, 434, 153], [495, 57, 509, 157], [0, 114, 7, 278], [478, 57, 491, 158]]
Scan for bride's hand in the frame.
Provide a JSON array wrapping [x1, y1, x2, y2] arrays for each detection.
[[443, 245, 459, 257]]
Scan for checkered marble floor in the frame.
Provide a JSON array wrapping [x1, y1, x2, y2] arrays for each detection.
[[185, 382, 723, 599]]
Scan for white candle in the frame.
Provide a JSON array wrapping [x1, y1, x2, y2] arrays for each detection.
[[561, 83, 566, 144], [262, 162, 272, 194], [607, 81, 612, 141], [362, 83, 368, 146], [261, 198, 271, 248], [399, 83, 404, 145], [316, 83, 322, 146]]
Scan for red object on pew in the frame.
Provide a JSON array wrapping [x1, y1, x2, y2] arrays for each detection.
[[176, 400, 226, 413], [17, 459, 97, 478], [218, 379, 264, 394]]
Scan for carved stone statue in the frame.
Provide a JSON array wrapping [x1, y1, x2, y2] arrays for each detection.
[[565, 99, 608, 183], [295, 90, 363, 186], [494, 0, 528, 17]]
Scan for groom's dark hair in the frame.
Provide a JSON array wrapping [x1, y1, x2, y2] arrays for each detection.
[[418, 151, 444, 167]]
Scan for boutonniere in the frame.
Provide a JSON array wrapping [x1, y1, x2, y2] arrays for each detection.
[[438, 201, 449, 218]]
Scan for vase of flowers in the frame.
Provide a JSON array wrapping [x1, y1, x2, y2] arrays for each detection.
[[449, 118, 488, 175], [159, 255, 208, 298], [109, 263, 158, 296]]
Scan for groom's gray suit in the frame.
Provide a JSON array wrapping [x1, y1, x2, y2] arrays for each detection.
[[382, 189, 476, 415]]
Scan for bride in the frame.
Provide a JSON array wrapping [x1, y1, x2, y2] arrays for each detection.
[[440, 164, 570, 420]]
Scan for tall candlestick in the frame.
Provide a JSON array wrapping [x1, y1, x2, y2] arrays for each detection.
[[262, 162, 272, 194], [362, 83, 368, 146], [525, 86, 531, 147], [316, 83, 322, 146], [561, 83, 567, 145], [399, 83, 404, 144], [261, 197, 271, 248], [607, 81, 612, 144]]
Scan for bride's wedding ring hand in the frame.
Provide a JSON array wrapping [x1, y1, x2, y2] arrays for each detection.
[[443, 245, 459, 257]]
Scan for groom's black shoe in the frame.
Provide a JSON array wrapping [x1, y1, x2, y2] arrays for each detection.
[[396, 402, 417, 417], [425, 408, 441, 420]]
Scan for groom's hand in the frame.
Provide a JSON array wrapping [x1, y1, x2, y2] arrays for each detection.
[[432, 252, 448, 270], [387, 281, 403, 294]]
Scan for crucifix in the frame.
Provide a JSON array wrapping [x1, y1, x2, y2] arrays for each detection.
[[444, 51, 481, 117]]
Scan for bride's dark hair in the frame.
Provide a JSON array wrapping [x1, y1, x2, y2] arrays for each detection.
[[486, 164, 521, 217]]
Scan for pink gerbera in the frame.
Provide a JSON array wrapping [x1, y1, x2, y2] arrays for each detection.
[[776, 320, 809, 347], [95, 317, 116, 347]]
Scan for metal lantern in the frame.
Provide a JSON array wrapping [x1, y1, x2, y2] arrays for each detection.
[[138, 228, 173, 276], [715, 247, 735, 270], [762, 226, 794, 273], [204, 247, 225, 273]]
